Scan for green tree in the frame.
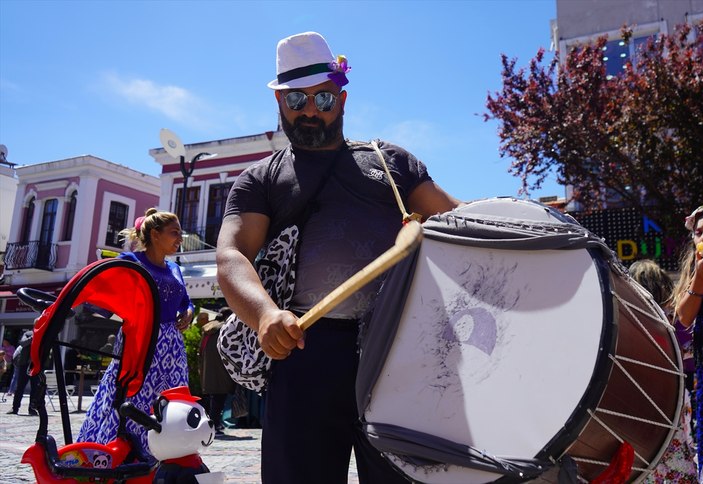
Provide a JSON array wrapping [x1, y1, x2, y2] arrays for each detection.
[[485, 23, 703, 238], [183, 320, 202, 396]]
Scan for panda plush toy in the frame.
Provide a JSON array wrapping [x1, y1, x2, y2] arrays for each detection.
[[147, 386, 219, 484]]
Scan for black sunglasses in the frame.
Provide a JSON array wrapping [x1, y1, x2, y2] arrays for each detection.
[[284, 91, 338, 112]]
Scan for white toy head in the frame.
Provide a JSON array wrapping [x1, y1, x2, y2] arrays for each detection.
[[147, 386, 215, 461]]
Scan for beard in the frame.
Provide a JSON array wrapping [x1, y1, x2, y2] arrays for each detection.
[[279, 110, 343, 149]]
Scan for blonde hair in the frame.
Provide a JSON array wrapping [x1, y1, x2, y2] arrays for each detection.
[[629, 259, 673, 309], [669, 208, 703, 311], [119, 208, 179, 251]]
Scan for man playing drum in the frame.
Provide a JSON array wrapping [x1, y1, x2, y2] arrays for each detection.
[[216, 31, 460, 483]]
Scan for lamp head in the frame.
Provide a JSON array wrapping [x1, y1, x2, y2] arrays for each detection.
[[160, 129, 186, 159]]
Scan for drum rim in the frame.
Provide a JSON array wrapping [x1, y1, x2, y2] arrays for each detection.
[[535, 249, 618, 463], [358, 198, 624, 480]]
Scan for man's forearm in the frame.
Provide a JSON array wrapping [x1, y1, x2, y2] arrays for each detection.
[[216, 248, 278, 332]]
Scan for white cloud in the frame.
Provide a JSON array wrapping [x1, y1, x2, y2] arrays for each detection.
[[379, 120, 444, 154], [345, 104, 443, 152], [101, 72, 211, 129], [0, 77, 21, 92]]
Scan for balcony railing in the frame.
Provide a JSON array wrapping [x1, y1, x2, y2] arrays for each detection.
[[180, 224, 219, 252], [4, 241, 58, 271]]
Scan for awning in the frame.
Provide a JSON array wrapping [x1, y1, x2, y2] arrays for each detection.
[[0, 282, 64, 314], [180, 262, 223, 299]]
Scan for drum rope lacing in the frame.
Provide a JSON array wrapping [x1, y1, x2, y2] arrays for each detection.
[[608, 287, 681, 426], [613, 289, 682, 377], [617, 282, 681, 366], [569, 272, 682, 478], [578, 410, 652, 471], [612, 354, 681, 376]]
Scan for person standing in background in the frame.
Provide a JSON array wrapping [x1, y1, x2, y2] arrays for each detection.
[[1, 338, 14, 367], [77, 208, 194, 454], [6, 330, 38, 415], [669, 205, 703, 481], [0, 338, 14, 391], [195, 312, 210, 328], [199, 308, 237, 435], [99, 334, 116, 354]]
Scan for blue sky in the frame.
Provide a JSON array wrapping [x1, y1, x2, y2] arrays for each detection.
[[0, 0, 562, 202]]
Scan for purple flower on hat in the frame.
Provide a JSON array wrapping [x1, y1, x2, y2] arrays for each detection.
[[327, 55, 350, 87]]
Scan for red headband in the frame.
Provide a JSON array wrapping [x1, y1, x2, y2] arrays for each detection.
[[134, 216, 146, 232]]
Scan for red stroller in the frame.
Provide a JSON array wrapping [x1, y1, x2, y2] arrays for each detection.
[[18, 258, 163, 483]]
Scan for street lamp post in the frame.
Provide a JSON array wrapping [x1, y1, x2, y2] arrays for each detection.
[[178, 151, 214, 230], [159, 129, 216, 228]]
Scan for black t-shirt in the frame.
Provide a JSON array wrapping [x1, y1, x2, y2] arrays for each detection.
[[224, 140, 431, 318]]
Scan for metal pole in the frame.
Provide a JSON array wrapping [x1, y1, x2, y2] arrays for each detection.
[[178, 152, 213, 229], [179, 154, 195, 227], [180, 158, 187, 225], [176, 155, 189, 266]]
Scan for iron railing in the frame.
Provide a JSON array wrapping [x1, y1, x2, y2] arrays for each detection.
[[179, 224, 219, 252], [4, 241, 58, 271]]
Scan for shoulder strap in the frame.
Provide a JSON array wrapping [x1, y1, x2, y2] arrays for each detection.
[[370, 140, 422, 223]]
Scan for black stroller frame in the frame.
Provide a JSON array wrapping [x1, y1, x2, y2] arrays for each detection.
[[19, 258, 163, 483]]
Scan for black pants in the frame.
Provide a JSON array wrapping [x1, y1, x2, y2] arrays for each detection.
[[203, 393, 227, 429], [11, 365, 39, 413], [685, 370, 697, 439], [261, 318, 408, 484]]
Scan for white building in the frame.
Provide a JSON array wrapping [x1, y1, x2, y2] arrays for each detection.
[[552, 0, 703, 66], [149, 129, 289, 298], [0, 128, 289, 348], [0, 155, 159, 346], [0, 156, 18, 266]]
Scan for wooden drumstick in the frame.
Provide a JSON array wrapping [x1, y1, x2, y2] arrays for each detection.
[[297, 220, 423, 331]]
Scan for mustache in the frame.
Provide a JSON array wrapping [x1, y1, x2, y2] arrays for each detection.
[[293, 116, 324, 128]]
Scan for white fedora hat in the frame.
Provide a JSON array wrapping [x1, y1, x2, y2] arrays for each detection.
[[267, 31, 350, 90]]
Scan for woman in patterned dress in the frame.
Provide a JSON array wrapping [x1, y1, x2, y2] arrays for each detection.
[[77, 208, 194, 453], [629, 259, 698, 483], [670, 205, 703, 482]]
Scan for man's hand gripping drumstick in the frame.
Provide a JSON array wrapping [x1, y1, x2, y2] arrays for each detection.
[[257, 221, 422, 359]]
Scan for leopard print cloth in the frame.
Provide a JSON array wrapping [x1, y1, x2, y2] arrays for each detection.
[[217, 225, 299, 393]]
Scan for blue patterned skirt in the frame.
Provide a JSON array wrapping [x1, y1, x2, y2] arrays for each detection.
[[76, 323, 188, 452]]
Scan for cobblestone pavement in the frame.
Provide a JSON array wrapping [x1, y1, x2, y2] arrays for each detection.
[[0, 392, 359, 483]]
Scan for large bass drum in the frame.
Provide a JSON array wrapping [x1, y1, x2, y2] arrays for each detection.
[[357, 197, 683, 483]]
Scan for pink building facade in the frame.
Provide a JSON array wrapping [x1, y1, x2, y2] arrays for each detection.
[[0, 155, 159, 342], [0, 129, 289, 348], [149, 129, 289, 298]]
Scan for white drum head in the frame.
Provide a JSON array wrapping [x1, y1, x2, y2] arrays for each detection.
[[363, 199, 609, 483]]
